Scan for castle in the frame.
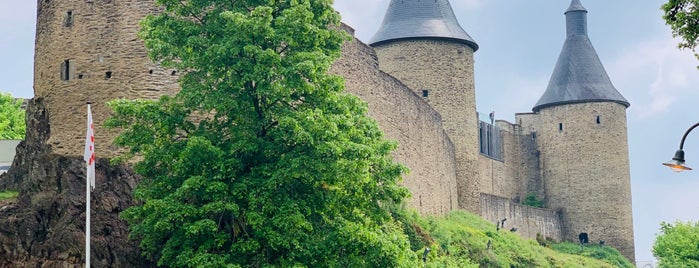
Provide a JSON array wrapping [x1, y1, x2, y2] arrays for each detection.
[[32, 0, 635, 261]]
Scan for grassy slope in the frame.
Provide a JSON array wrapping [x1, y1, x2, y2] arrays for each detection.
[[400, 210, 633, 267]]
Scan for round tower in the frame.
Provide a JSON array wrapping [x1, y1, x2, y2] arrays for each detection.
[[533, 0, 635, 261], [34, 0, 180, 157], [369, 0, 482, 213]]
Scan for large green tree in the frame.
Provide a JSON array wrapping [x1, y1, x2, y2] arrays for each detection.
[[652, 221, 699, 267], [107, 0, 417, 267], [0, 92, 25, 140], [663, 0, 699, 65]]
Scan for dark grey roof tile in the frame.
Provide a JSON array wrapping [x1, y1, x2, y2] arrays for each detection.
[[369, 0, 478, 51], [533, 0, 629, 112]]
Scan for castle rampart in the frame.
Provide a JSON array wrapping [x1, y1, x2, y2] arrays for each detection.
[[372, 40, 482, 214], [27, 0, 635, 262], [331, 27, 459, 215]]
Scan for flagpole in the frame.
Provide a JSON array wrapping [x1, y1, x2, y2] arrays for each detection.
[[84, 101, 94, 267], [86, 152, 90, 268]]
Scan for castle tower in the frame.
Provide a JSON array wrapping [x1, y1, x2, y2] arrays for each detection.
[[533, 0, 635, 260], [369, 0, 482, 213], [34, 0, 180, 157]]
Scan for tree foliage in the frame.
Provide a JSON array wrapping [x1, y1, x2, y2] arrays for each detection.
[[0, 92, 25, 140], [652, 220, 699, 267], [107, 0, 416, 267], [663, 0, 699, 65], [522, 192, 545, 208]]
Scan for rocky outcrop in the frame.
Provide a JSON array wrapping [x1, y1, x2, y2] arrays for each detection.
[[0, 98, 152, 267]]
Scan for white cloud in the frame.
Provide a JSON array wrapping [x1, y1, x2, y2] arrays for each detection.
[[609, 32, 699, 119]]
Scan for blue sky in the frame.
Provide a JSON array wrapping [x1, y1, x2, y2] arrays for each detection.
[[1, 0, 698, 263]]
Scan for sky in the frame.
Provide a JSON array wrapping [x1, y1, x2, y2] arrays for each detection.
[[1, 0, 698, 264]]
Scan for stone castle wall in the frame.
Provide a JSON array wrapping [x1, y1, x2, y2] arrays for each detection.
[[34, 0, 179, 157], [480, 193, 562, 242], [513, 113, 545, 197], [331, 27, 459, 215], [478, 120, 543, 205], [535, 102, 635, 261], [372, 40, 481, 213], [477, 126, 518, 200], [31, 0, 634, 260]]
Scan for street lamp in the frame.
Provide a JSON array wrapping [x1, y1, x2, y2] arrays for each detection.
[[663, 123, 699, 172]]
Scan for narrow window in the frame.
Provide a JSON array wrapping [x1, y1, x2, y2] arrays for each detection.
[[78, 74, 84, 79], [105, 71, 112, 79], [596, 116, 601, 124], [558, 123, 563, 131], [171, 70, 177, 76], [60, 60, 70, 81], [422, 90, 429, 98], [531, 132, 537, 140], [148, 69, 154, 74], [64, 10, 73, 27]]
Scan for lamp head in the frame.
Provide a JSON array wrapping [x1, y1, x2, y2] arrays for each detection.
[[663, 149, 693, 172]]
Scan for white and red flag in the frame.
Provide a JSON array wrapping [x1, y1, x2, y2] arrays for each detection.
[[84, 103, 95, 190], [84, 103, 95, 266]]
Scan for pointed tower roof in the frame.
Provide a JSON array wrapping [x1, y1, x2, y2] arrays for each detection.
[[369, 0, 478, 51], [566, 0, 587, 13], [533, 0, 629, 112]]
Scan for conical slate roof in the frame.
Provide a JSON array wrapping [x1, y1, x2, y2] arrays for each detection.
[[566, 0, 586, 13], [369, 0, 478, 51], [533, 0, 629, 112]]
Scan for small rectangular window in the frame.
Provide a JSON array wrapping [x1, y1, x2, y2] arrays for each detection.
[[422, 90, 429, 98], [61, 60, 70, 81], [64, 10, 73, 27], [559, 123, 563, 131], [105, 71, 113, 79], [596, 116, 601, 124]]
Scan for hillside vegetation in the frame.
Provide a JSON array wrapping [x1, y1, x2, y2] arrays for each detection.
[[397, 209, 633, 267]]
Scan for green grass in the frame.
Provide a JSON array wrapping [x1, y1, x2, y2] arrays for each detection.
[[551, 242, 634, 267], [394, 209, 631, 267], [0, 191, 18, 200]]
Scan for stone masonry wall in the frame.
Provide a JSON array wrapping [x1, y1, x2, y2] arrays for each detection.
[[536, 102, 635, 261], [513, 113, 545, 197], [32, 0, 634, 259], [331, 27, 459, 215], [480, 193, 562, 242], [34, 0, 180, 157], [372, 40, 481, 213], [35, 0, 461, 216], [477, 124, 518, 200], [478, 120, 543, 205]]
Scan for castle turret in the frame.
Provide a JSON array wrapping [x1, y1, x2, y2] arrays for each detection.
[[34, 0, 180, 157], [533, 0, 635, 261], [369, 0, 482, 213], [533, 0, 629, 111]]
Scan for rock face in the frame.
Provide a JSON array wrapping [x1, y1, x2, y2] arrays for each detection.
[[0, 98, 152, 267]]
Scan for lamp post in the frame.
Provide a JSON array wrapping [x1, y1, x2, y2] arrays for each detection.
[[663, 123, 699, 172]]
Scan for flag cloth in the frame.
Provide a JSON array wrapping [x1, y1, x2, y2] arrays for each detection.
[[84, 103, 95, 191]]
